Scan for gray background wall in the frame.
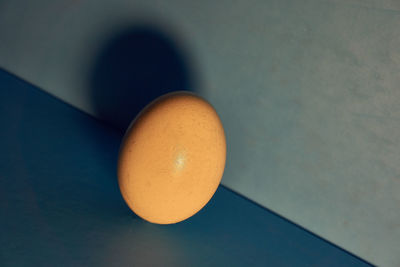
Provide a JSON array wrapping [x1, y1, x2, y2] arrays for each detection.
[[1, 0, 400, 265]]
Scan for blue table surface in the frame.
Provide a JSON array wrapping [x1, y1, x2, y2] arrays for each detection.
[[0, 69, 372, 266]]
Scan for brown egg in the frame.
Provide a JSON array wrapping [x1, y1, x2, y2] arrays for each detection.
[[117, 91, 226, 224]]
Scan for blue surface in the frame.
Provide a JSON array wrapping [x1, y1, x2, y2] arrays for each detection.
[[0, 69, 372, 266]]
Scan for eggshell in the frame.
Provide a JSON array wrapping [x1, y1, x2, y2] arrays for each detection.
[[117, 91, 226, 224]]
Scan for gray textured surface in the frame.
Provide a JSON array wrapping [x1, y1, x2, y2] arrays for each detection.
[[0, 69, 372, 266], [1, 0, 400, 265]]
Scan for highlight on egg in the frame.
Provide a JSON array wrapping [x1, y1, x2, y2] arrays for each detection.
[[117, 91, 226, 224]]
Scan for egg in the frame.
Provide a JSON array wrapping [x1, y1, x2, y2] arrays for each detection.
[[117, 91, 226, 224]]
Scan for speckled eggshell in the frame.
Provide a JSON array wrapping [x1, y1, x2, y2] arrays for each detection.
[[117, 91, 226, 224]]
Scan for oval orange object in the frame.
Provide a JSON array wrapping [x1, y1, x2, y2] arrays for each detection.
[[117, 91, 226, 224]]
